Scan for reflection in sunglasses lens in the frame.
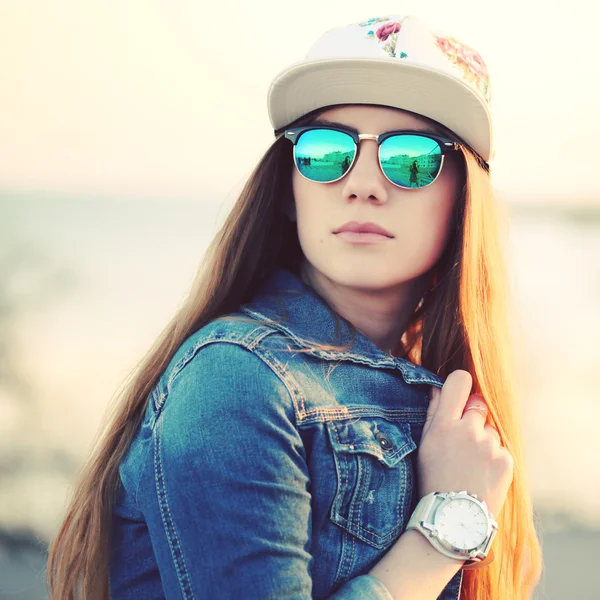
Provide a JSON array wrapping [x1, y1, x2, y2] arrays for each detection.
[[380, 134, 443, 188], [295, 129, 356, 182]]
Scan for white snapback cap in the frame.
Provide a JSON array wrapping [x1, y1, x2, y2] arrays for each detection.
[[267, 15, 493, 162]]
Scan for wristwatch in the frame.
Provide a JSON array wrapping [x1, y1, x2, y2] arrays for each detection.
[[405, 491, 498, 570]]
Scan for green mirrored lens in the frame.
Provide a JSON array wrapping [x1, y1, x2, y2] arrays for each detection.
[[380, 135, 443, 188], [295, 129, 355, 182]]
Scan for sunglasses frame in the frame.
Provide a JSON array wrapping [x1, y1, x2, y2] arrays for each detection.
[[284, 125, 462, 190]]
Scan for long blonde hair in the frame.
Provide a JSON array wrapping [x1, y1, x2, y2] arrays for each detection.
[[46, 106, 543, 599]]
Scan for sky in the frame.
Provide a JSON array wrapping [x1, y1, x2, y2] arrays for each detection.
[[0, 0, 597, 204]]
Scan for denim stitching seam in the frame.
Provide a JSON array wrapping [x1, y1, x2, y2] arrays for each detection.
[[154, 416, 195, 600], [252, 345, 307, 418]]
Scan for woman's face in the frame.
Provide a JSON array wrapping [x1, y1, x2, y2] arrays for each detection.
[[291, 104, 464, 293]]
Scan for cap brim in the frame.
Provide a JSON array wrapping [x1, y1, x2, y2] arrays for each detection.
[[267, 57, 492, 162]]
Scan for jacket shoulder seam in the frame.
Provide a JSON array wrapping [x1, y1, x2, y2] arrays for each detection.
[[156, 333, 305, 423]]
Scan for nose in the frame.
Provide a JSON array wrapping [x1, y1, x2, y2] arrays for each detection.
[[340, 138, 389, 205]]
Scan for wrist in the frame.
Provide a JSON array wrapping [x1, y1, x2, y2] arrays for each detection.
[[402, 529, 467, 570], [369, 529, 465, 599]]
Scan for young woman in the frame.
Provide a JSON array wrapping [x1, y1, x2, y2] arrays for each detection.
[[47, 14, 543, 600]]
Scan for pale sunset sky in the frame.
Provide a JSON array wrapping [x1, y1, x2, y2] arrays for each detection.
[[0, 0, 597, 204]]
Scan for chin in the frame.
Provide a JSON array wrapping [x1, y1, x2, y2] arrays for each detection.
[[318, 262, 409, 291]]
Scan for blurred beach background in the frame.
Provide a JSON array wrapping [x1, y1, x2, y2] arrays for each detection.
[[0, 1, 598, 599]]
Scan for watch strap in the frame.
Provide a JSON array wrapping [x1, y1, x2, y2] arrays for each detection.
[[406, 493, 467, 562], [406, 492, 439, 531], [462, 548, 496, 570]]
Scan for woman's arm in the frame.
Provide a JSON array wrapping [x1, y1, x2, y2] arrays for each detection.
[[368, 529, 465, 600], [141, 341, 392, 599]]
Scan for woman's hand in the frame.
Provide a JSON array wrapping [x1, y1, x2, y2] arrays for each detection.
[[416, 369, 514, 517]]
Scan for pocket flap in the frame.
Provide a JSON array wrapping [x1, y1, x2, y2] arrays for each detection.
[[326, 418, 417, 468]]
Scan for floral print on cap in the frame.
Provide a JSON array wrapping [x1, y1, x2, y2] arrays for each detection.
[[435, 35, 491, 102], [360, 17, 407, 58], [355, 15, 490, 103], [357, 16, 391, 28]]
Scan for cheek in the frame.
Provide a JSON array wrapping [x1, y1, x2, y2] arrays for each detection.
[[398, 169, 460, 270], [429, 198, 456, 255], [292, 172, 326, 241], [291, 168, 304, 212], [419, 164, 461, 257]]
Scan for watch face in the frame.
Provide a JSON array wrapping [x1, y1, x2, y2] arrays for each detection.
[[436, 497, 489, 551]]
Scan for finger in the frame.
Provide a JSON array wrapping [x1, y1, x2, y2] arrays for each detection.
[[461, 394, 489, 425], [423, 385, 441, 440], [483, 423, 501, 446], [425, 385, 441, 422], [435, 369, 473, 422]]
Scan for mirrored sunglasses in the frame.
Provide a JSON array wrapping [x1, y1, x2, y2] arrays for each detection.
[[284, 125, 461, 189]]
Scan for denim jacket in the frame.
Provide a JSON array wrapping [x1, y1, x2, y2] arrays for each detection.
[[110, 267, 463, 599]]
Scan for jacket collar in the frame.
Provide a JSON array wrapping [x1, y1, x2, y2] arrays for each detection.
[[241, 267, 443, 386]]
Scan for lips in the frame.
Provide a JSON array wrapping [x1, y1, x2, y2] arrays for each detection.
[[333, 221, 394, 238]]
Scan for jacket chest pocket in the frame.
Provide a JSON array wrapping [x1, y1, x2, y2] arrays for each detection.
[[325, 417, 417, 549]]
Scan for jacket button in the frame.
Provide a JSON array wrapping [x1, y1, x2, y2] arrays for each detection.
[[375, 432, 393, 450]]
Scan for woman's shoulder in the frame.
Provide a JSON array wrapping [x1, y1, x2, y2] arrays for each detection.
[[172, 311, 284, 367], [154, 312, 293, 408]]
